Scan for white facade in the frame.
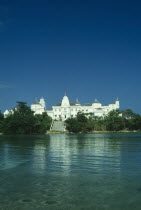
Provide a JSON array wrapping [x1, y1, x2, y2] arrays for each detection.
[[31, 97, 46, 114], [3, 97, 46, 118], [4, 95, 120, 119], [30, 95, 120, 121]]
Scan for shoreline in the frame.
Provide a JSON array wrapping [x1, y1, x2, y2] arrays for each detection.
[[47, 130, 141, 134], [0, 130, 140, 136]]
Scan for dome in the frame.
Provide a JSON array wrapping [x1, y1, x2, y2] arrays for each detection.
[[33, 101, 40, 105], [61, 95, 70, 106], [94, 99, 100, 103]]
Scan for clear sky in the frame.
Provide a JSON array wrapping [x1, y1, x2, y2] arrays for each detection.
[[0, 0, 141, 113]]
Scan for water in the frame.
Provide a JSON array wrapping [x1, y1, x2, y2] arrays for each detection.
[[0, 133, 141, 210]]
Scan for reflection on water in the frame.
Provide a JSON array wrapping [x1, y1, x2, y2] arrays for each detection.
[[0, 133, 141, 209], [32, 144, 47, 172]]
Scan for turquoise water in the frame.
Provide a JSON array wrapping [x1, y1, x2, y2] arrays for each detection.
[[0, 133, 141, 209]]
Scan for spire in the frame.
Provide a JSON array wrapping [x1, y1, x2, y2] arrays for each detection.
[[116, 97, 119, 101], [76, 98, 80, 105], [94, 99, 99, 103]]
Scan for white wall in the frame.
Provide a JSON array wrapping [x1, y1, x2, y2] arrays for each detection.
[[30, 97, 120, 121]]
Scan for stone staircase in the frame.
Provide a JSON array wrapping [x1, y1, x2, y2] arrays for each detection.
[[51, 121, 66, 132]]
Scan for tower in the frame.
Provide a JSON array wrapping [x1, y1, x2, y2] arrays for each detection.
[[39, 97, 46, 110], [115, 98, 120, 109]]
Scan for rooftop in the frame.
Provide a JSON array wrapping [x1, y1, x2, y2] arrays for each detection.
[[93, 99, 100, 103], [82, 103, 91, 106], [32, 101, 40, 105]]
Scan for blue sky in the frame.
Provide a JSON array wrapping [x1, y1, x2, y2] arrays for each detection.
[[0, 0, 141, 113]]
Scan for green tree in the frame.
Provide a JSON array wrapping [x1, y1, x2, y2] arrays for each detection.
[[93, 118, 106, 131], [2, 102, 35, 134], [0, 111, 4, 132], [104, 110, 125, 131], [63, 108, 141, 133], [65, 118, 82, 133], [2, 102, 52, 135], [34, 112, 52, 134], [121, 109, 134, 119], [77, 112, 88, 123], [65, 112, 92, 133], [127, 114, 141, 131]]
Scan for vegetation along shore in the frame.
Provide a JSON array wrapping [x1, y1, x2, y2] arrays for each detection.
[[0, 101, 141, 135]]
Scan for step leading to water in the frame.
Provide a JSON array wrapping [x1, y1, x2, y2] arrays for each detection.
[[51, 121, 66, 132]]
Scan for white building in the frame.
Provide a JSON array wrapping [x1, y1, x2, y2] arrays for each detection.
[[3, 98, 46, 118], [30, 95, 120, 121], [31, 97, 46, 114]]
